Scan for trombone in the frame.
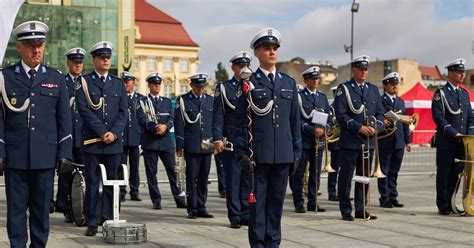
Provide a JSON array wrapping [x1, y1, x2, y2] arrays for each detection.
[[321, 126, 336, 173], [175, 156, 186, 198]]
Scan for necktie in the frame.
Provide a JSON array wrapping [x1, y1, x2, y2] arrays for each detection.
[[129, 94, 133, 100], [73, 76, 77, 82], [359, 85, 364, 94], [155, 97, 159, 103], [28, 69, 36, 83], [100, 75, 106, 83], [268, 73, 274, 83]]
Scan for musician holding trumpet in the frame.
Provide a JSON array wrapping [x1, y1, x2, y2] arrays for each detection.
[[431, 58, 474, 215], [136, 73, 186, 210], [334, 55, 384, 221], [290, 66, 328, 213], [377, 72, 412, 208]]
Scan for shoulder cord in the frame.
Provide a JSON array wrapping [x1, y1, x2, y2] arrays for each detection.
[[180, 96, 201, 124], [439, 89, 461, 115], [341, 84, 364, 114]]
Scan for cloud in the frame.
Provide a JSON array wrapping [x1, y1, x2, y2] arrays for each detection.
[[148, 0, 473, 78]]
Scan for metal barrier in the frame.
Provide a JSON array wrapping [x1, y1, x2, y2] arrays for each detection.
[[399, 130, 436, 175]]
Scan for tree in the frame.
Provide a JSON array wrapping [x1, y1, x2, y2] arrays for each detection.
[[215, 62, 229, 82]]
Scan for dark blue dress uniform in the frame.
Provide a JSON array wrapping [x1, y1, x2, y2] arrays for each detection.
[[120, 82, 144, 200], [235, 28, 301, 247], [212, 74, 250, 227], [76, 41, 128, 233], [175, 73, 214, 217], [377, 73, 411, 207], [327, 104, 341, 200], [214, 153, 226, 196], [432, 58, 474, 214], [290, 86, 330, 211], [334, 56, 384, 220], [55, 47, 86, 221], [0, 21, 73, 248], [137, 76, 185, 208]]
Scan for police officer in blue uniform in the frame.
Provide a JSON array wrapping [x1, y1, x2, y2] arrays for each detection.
[[290, 66, 328, 213], [236, 28, 302, 247], [175, 73, 215, 219], [212, 51, 251, 228], [377, 72, 412, 208], [0, 21, 72, 247], [56, 47, 86, 223], [76, 41, 128, 236], [334, 55, 384, 221], [328, 86, 341, 202], [119, 71, 144, 202], [137, 72, 186, 209], [431, 58, 474, 215]]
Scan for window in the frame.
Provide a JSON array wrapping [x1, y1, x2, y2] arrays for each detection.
[[179, 59, 189, 72], [180, 84, 188, 94], [133, 59, 139, 71], [147, 58, 156, 72], [164, 84, 172, 98], [164, 59, 173, 72]]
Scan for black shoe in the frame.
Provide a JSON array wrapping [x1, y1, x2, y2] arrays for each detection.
[[342, 214, 354, 221], [49, 206, 55, 214], [328, 195, 339, 201], [176, 202, 187, 209], [64, 214, 73, 223], [438, 209, 450, 215], [380, 201, 393, 208], [85, 226, 97, 236], [295, 206, 306, 213], [230, 222, 241, 229], [55, 206, 64, 213], [317, 205, 326, 212], [130, 195, 142, 201], [390, 200, 404, 208], [188, 212, 197, 219], [240, 219, 249, 226], [219, 192, 226, 198], [317, 190, 322, 196], [197, 211, 214, 218], [153, 203, 162, 209], [120, 195, 126, 203], [355, 212, 378, 220], [307, 205, 316, 212]]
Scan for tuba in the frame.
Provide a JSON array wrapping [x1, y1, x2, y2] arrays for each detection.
[[378, 111, 419, 139], [452, 135, 474, 216]]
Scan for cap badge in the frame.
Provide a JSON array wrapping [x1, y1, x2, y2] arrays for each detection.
[[30, 23, 36, 30]]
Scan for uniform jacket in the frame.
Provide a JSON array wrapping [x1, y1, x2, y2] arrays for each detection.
[[0, 62, 72, 169], [76, 71, 128, 154], [378, 93, 411, 150], [174, 91, 214, 154], [65, 74, 83, 148], [137, 94, 175, 151], [212, 77, 247, 145], [432, 82, 474, 151], [298, 87, 331, 150], [123, 92, 144, 147], [333, 78, 384, 150], [235, 68, 302, 164]]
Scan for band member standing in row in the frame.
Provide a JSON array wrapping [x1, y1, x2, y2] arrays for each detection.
[[213, 51, 251, 228], [175, 73, 215, 219], [1, 21, 72, 247], [328, 87, 341, 202], [290, 66, 327, 213], [378, 72, 412, 208], [76, 41, 128, 236], [137, 72, 187, 209], [57, 47, 86, 223], [119, 71, 144, 202], [431, 58, 474, 215], [237, 28, 301, 247], [334, 55, 384, 221]]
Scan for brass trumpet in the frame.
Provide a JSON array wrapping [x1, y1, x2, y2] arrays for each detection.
[[378, 111, 419, 139], [201, 137, 234, 151]]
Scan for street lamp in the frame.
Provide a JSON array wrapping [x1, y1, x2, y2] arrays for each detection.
[[350, 0, 359, 60]]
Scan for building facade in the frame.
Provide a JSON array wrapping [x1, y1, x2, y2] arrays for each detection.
[[134, 0, 199, 97]]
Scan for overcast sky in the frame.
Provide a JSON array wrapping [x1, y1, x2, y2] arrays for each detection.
[[148, 0, 473, 79]]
